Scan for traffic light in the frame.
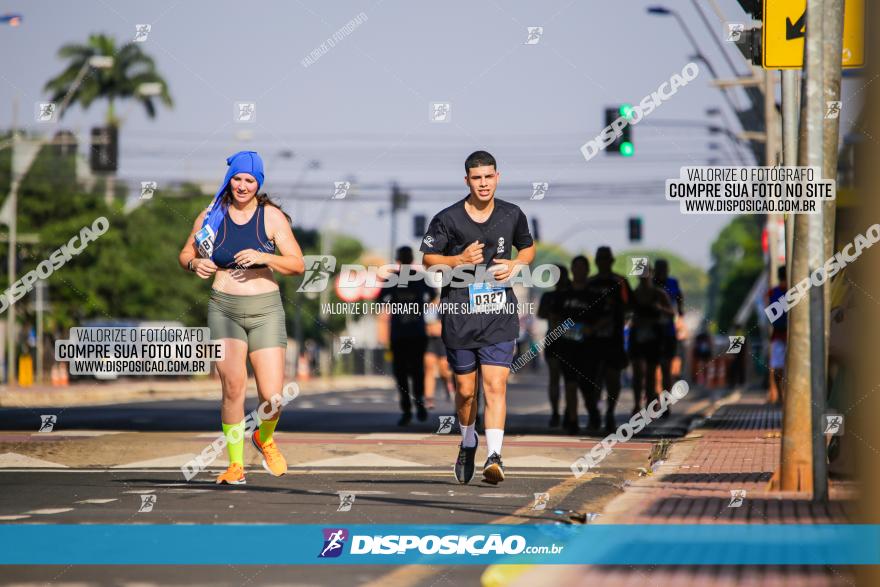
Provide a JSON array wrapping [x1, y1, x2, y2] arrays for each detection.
[[413, 214, 426, 238], [391, 183, 409, 211], [90, 125, 118, 173], [605, 105, 634, 157], [628, 217, 642, 242], [735, 0, 762, 19]]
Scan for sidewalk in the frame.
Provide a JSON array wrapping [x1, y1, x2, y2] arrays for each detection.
[[508, 391, 858, 587], [0, 374, 396, 407]]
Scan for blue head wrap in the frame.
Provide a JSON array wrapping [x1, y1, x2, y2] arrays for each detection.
[[194, 150, 265, 259]]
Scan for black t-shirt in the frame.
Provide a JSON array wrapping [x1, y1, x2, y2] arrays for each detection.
[[419, 197, 533, 350], [552, 285, 597, 345], [378, 268, 437, 341], [583, 273, 633, 346]]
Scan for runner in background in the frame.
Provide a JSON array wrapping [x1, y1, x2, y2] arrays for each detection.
[[538, 265, 571, 428], [584, 246, 633, 434], [629, 263, 675, 414], [767, 266, 788, 405], [653, 259, 684, 397], [424, 296, 454, 410], [553, 256, 596, 434], [379, 246, 437, 426]]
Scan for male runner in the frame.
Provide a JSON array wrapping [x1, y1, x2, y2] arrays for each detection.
[[583, 246, 633, 433], [420, 151, 535, 484], [379, 246, 437, 425], [653, 258, 684, 404]]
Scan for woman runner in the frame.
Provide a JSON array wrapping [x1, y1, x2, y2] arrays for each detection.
[[178, 151, 305, 484]]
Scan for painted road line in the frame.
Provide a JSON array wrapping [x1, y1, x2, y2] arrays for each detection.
[[0, 515, 30, 520], [112, 454, 199, 468], [0, 453, 68, 468], [30, 431, 122, 437], [25, 508, 74, 515], [293, 453, 428, 468], [362, 473, 598, 587], [75, 499, 118, 504], [0, 467, 573, 479]]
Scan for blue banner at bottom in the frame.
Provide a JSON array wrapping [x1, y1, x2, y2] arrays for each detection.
[[1, 524, 878, 565]]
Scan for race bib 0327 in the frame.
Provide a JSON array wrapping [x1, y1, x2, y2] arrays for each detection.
[[468, 282, 507, 313]]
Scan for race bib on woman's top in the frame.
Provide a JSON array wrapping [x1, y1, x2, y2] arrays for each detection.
[[468, 282, 507, 313], [194, 225, 216, 258]]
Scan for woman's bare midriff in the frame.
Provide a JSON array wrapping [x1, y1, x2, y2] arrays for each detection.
[[211, 267, 279, 295]]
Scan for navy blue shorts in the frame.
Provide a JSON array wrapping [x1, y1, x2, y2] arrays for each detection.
[[446, 340, 516, 374]]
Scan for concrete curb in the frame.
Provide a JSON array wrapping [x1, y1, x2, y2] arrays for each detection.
[[0, 375, 396, 408]]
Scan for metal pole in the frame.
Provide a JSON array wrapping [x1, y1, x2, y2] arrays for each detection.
[[6, 137, 17, 387], [689, 0, 745, 75], [804, 0, 829, 502], [778, 0, 826, 494], [35, 281, 43, 384], [765, 69, 781, 287], [821, 0, 844, 356], [390, 183, 399, 262], [782, 70, 801, 268]]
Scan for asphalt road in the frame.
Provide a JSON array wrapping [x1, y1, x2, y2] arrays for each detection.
[[0, 372, 720, 586]]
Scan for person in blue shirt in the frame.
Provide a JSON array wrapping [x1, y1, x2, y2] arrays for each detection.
[[653, 259, 684, 404]]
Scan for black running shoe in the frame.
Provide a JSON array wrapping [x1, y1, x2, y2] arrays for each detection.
[[416, 404, 428, 422], [482, 452, 505, 485], [398, 412, 412, 426], [454, 436, 478, 484], [549, 413, 560, 428], [604, 411, 617, 436]]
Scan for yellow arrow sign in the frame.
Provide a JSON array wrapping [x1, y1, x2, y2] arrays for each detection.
[[763, 0, 865, 69]]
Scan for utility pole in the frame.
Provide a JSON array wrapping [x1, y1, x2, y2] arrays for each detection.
[[782, 70, 800, 267], [764, 69, 781, 286], [805, 0, 829, 503], [820, 0, 845, 353], [389, 183, 408, 261], [780, 0, 832, 498]]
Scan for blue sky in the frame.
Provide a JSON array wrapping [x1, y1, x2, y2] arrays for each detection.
[[0, 0, 862, 268]]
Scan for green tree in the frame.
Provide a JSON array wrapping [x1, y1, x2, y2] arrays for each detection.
[[705, 216, 764, 331], [43, 33, 173, 126]]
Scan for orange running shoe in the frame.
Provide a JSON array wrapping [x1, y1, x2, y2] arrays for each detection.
[[216, 463, 246, 485], [252, 430, 287, 477]]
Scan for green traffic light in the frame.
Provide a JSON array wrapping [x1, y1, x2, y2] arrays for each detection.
[[619, 103, 634, 120], [620, 141, 634, 157]]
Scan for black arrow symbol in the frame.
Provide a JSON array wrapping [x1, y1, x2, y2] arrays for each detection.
[[786, 10, 806, 40]]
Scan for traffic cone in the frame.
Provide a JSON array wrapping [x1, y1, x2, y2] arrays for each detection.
[[297, 354, 310, 381], [60, 363, 69, 386]]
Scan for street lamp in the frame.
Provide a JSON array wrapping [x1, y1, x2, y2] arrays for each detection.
[[57, 55, 115, 119], [646, 6, 719, 79]]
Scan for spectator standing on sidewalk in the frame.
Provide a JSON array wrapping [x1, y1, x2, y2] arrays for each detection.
[[767, 266, 788, 405]]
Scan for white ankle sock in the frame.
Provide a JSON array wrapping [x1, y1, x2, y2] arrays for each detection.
[[486, 428, 504, 456], [460, 424, 477, 448]]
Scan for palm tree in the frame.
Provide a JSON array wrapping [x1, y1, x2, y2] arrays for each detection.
[[43, 33, 173, 126]]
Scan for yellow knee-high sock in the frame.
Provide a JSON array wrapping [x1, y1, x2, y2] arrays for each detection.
[[259, 418, 278, 444], [222, 420, 246, 465]]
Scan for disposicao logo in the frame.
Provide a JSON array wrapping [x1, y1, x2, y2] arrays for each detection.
[[318, 528, 348, 558]]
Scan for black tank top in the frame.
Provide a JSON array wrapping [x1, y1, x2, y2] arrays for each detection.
[[212, 203, 275, 269]]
